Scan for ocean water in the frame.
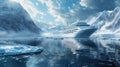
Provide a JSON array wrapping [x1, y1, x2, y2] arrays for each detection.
[[0, 38, 119, 67]]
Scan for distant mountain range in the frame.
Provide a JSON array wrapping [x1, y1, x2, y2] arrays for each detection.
[[0, 0, 40, 36]]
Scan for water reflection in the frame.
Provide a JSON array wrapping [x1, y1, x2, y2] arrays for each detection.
[[0, 38, 120, 67], [0, 55, 29, 67]]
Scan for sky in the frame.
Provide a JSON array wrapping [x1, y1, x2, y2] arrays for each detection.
[[9, 0, 120, 26]]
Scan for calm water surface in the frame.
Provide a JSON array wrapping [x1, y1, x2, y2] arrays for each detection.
[[0, 38, 120, 67]]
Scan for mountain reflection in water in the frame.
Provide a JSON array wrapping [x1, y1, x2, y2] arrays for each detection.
[[0, 38, 120, 67]]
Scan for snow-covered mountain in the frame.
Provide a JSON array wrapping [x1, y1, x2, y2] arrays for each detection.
[[0, 0, 40, 35], [87, 7, 120, 38]]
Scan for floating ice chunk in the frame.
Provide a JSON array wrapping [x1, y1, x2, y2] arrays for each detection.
[[0, 45, 43, 56]]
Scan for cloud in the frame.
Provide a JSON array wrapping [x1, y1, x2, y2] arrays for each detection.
[[38, 0, 118, 24], [38, 0, 80, 24], [80, 0, 116, 11], [80, 0, 88, 8], [11, 0, 120, 25], [116, 0, 120, 6]]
